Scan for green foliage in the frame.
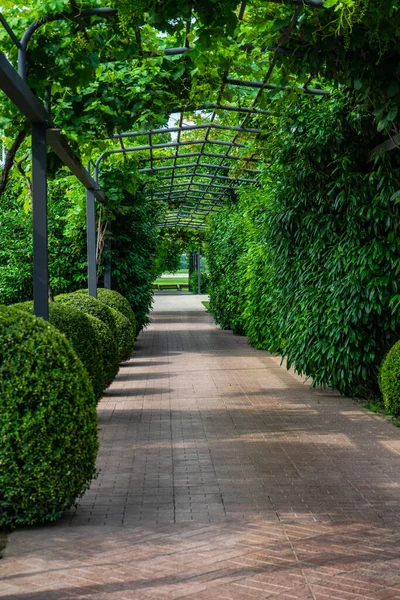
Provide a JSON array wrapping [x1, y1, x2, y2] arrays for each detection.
[[206, 204, 247, 334], [85, 315, 120, 389], [56, 292, 117, 339], [379, 340, 400, 416], [0, 306, 98, 528], [154, 229, 205, 276], [98, 159, 162, 334], [206, 92, 400, 397], [189, 270, 210, 294], [96, 288, 136, 330], [13, 300, 104, 403], [108, 306, 135, 362], [0, 176, 88, 306]]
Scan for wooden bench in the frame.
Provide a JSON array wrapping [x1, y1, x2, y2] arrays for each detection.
[[158, 283, 180, 291]]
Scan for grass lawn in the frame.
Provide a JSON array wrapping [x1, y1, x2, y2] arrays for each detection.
[[154, 277, 188, 286]]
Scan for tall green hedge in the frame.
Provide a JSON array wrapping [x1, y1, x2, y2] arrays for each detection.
[[0, 306, 98, 527], [206, 92, 400, 398], [12, 301, 104, 402]]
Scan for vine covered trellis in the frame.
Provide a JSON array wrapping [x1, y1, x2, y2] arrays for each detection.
[[0, 0, 399, 319]]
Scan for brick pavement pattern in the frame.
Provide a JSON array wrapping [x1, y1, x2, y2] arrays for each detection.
[[2, 293, 400, 599]]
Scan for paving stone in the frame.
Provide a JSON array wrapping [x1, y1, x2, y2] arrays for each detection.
[[2, 293, 400, 599]]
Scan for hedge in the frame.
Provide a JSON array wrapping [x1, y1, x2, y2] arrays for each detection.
[[95, 288, 136, 330], [379, 341, 400, 416], [12, 301, 104, 403], [55, 292, 117, 339], [86, 314, 120, 388], [108, 307, 135, 362], [206, 93, 400, 397], [0, 306, 98, 527]]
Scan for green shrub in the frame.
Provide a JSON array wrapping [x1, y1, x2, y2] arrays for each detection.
[[189, 271, 210, 294], [379, 341, 400, 416], [95, 288, 136, 330], [0, 306, 98, 527], [12, 301, 104, 403], [108, 307, 135, 362], [86, 314, 119, 388], [206, 93, 400, 397], [55, 292, 117, 339]]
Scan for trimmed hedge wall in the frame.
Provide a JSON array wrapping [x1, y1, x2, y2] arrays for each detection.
[[109, 307, 135, 362], [13, 301, 104, 403], [379, 341, 400, 416], [96, 288, 136, 330], [55, 292, 117, 339], [86, 314, 120, 388], [0, 306, 98, 527]]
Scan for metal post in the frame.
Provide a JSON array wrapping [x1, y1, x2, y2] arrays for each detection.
[[104, 233, 111, 289], [31, 124, 48, 320], [86, 188, 97, 298], [197, 249, 201, 295]]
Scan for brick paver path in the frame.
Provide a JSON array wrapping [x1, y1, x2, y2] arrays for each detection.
[[2, 293, 400, 599]]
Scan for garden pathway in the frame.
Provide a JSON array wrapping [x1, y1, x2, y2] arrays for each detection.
[[2, 293, 400, 599]]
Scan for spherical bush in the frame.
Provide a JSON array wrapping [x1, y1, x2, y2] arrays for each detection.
[[0, 306, 98, 528], [379, 340, 400, 416], [86, 315, 120, 388], [109, 306, 135, 362], [13, 301, 104, 403], [95, 288, 136, 331], [55, 293, 117, 339]]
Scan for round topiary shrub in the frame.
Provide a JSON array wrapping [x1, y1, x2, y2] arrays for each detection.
[[96, 288, 136, 331], [0, 306, 98, 528], [109, 306, 135, 362], [13, 301, 104, 403], [86, 314, 120, 388], [55, 292, 117, 339], [379, 340, 400, 416]]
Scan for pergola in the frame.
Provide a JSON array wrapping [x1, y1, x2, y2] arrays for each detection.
[[0, 1, 329, 319]]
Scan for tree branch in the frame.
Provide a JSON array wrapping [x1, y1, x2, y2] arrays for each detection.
[[16, 153, 33, 198], [0, 129, 28, 197]]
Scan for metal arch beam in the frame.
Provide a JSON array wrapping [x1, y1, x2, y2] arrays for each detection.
[[157, 181, 236, 190], [95, 138, 247, 169], [155, 194, 224, 201], [108, 123, 262, 140], [0, 54, 104, 199], [47, 129, 105, 202], [171, 104, 275, 115], [225, 77, 330, 96], [157, 181, 234, 190], [139, 152, 260, 163], [0, 52, 49, 124], [159, 172, 258, 184], [139, 162, 262, 174]]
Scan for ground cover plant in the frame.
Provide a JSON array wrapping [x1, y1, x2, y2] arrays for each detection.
[[0, 306, 98, 527]]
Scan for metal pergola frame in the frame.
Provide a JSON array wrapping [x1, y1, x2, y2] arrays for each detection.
[[0, 0, 331, 318]]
